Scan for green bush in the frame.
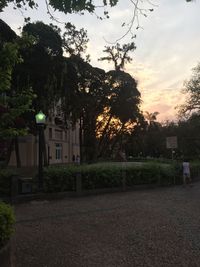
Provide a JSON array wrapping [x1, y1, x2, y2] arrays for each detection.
[[125, 163, 178, 186], [43, 166, 76, 193], [0, 169, 17, 196], [0, 202, 15, 249], [81, 164, 122, 190], [190, 162, 200, 180]]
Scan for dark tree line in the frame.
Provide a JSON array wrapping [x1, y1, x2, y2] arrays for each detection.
[[124, 113, 200, 161], [0, 19, 142, 165]]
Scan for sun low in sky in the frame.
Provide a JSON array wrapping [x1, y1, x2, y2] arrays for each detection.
[[1, 0, 200, 122]]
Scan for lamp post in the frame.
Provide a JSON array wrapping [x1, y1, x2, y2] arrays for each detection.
[[35, 111, 46, 191]]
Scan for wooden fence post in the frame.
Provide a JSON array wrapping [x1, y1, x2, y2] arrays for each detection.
[[121, 162, 126, 191], [76, 172, 82, 196]]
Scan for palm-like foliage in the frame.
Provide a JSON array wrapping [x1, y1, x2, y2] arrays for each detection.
[[144, 111, 159, 126]]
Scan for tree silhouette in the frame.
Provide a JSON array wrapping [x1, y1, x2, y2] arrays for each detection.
[[144, 111, 159, 126], [177, 62, 200, 118], [98, 43, 136, 71]]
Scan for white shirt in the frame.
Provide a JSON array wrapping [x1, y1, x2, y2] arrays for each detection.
[[183, 162, 190, 175]]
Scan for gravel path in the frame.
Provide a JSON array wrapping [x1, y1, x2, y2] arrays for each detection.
[[12, 183, 200, 267]]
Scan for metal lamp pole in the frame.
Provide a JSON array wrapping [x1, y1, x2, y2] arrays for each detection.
[[35, 111, 46, 192]]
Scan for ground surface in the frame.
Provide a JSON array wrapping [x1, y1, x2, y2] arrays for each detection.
[[13, 183, 200, 267]]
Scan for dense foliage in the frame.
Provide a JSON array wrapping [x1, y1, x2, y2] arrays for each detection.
[[0, 20, 35, 166], [0, 20, 34, 140], [0, 0, 119, 13], [43, 166, 76, 192], [0, 169, 17, 196], [178, 62, 200, 118], [43, 162, 183, 193], [0, 202, 15, 249]]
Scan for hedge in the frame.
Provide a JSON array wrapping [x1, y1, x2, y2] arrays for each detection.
[[1, 161, 199, 195], [43, 162, 183, 192], [43, 166, 76, 193], [0, 202, 15, 249], [80, 164, 122, 190]]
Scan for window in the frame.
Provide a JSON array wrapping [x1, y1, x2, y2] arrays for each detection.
[[55, 129, 62, 140], [49, 128, 52, 139], [55, 143, 62, 160]]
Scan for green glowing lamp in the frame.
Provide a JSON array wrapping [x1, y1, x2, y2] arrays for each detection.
[[35, 111, 46, 124]]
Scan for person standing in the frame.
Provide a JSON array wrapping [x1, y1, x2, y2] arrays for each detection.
[[182, 159, 191, 186], [76, 155, 80, 165]]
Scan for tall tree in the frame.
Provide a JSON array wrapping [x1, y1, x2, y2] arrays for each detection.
[[0, 19, 34, 166], [97, 70, 141, 158], [13, 21, 63, 113], [97, 41, 141, 158], [61, 55, 109, 162], [60, 23, 97, 162], [178, 62, 200, 118], [177, 114, 200, 159], [62, 22, 90, 62], [11, 21, 64, 165]]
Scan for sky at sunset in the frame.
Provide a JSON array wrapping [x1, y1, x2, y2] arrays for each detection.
[[1, 0, 200, 122]]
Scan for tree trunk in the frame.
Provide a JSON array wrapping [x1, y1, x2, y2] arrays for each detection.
[[98, 114, 113, 151], [83, 117, 97, 163], [79, 116, 83, 164], [109, 123, 126, 157]]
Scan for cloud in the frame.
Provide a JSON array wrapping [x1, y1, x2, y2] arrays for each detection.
[[140, 87, 187, 122]]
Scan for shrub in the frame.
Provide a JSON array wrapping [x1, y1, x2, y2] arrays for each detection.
[[0, 202, 15, 249], [0, 169, 17, 196], [190, 162, 200, 180], [43, 166, 76, 192], [80, 164, 122, 190], [125, 163, 179, 186]]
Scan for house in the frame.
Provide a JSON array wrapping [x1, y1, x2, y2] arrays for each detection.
[[8, 109, 80, 167]]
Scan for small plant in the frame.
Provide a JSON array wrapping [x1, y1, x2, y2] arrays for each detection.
[[0, 202, 15, 249]]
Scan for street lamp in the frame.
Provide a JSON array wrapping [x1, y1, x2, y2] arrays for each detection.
[[35, 111, 46, 191]]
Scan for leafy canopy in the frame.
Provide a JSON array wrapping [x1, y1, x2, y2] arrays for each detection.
[[177, 62, 200, 118], [0, 20, 34, 139], [0, 0, 118, 13]]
